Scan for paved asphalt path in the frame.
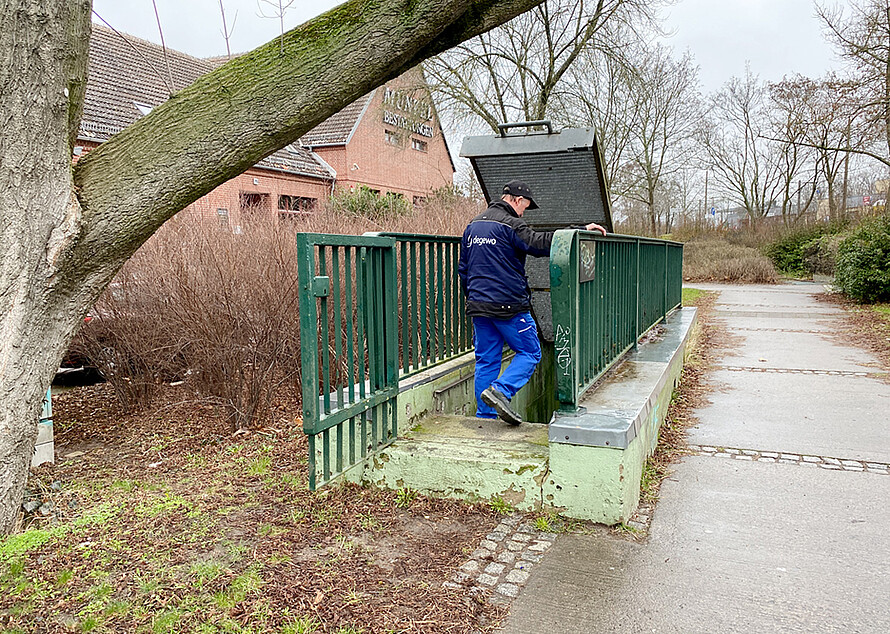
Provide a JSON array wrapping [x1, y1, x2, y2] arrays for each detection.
[[501, 282, 890, 633]]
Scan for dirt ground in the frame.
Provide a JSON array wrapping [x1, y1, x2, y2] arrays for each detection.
[[2, 384, 505, 633]]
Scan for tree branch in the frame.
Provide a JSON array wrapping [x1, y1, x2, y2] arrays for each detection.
[[71, 0, 545, 283]]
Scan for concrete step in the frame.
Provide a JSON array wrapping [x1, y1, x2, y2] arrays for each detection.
[[364, 414, 551, 511]]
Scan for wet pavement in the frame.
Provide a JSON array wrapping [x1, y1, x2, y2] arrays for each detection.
[[501, 282, 890, 633]]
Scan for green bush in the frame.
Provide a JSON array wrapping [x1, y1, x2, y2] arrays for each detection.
[[802, 233, 844, 276], [763, 224, 842, 275], [329, 185, 410, 220], [834, 213, 890, 303]]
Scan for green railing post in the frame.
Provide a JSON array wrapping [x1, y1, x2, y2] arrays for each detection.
[[550, 229, 579, 411]]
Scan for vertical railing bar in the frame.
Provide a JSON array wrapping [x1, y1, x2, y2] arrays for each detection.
[[419, 242, 428, 366], [345, 248, 355, 404], [331, 246, 343, 410], [360, 411, 368, 458], [318, 246, 331, 415], [371, 404, 380, 453], [322, 429, 330, 484], [377, 248, 387, 391], [635, 239, 641, 343], [357, 247, 366, 400], [427, 241, 435, 365], [436, 242, 444, 363], [307, 435, 316, 491], [400, 241, 409, 375], [445, 242, 457, 357], [409, 241, 419, 371], [348, 415, 356, 465], [336, 421, 343, 475]]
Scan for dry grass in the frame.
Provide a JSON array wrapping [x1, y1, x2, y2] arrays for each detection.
[[682, 239, 779, 283]]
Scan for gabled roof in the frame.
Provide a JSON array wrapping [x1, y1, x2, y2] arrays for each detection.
[[80, 25, 213, 142], [80, 25, 334, 180], [299, 94, 373, 147]]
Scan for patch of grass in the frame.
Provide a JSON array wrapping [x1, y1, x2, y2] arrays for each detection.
[[640, 458, 664, 504], [280, 472, 303, 489], [136, 492, 189, 518], [0, 529, 57, 564], [489, 496, 514, 515], [151, 609, 181, 634], [614, 522, 641, 536], [281, 616, 322, 634], [191, 561, 226, 586], [394, 487, 418, 509], [247, 455, 272, 476], [681, 287, 705, 305], [228, 567, 264, 603], [357, 512, 379, 531]]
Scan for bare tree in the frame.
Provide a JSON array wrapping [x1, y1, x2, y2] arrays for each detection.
[[768, 75, 820, 224], [701, 68, 786, 226], [423, 0, 659, 132], [0, 0, 548, 535], [560, 30, 646, 194], [617, 45, 701, 235], [818, 0, 890, 164]]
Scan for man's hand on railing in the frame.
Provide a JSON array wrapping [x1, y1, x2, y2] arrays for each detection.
[[585, 222, 607, 236]]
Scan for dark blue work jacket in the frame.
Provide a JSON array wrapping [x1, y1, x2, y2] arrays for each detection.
[[458, 200, 554, 319]]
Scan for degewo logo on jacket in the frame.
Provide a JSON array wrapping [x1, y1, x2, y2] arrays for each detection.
[[467, 236, 497, 248]]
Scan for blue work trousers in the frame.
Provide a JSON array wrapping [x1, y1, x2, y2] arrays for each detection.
[[472, 312, 542, 418]]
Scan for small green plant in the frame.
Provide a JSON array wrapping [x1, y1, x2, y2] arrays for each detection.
[[281, 616, 322, 634], [533, 512, 557, 532], [247, 455, 272, 476], [489, 495, 515, 515], [395, 487, 418, 509], [357, 512, 379, 531]]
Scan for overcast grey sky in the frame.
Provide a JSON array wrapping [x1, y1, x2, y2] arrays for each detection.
[[91, 0, 845, 93]]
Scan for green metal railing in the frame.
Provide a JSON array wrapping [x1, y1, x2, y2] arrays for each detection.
[[373, 233, 473, 376], [298, 232, 475, 489], [297, 233, 399, 490], [550, 230, 683, 412]]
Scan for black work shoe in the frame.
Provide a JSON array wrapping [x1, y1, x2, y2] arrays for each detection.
[[480, 387, 523, 426]]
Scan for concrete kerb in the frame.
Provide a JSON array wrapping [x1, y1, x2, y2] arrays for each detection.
[[355, 307, 698, 525], [544, 307, 697, 523]]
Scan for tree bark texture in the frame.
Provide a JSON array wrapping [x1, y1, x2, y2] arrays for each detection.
[[0, 0, 545, 534], [0, 0, 92, 534]]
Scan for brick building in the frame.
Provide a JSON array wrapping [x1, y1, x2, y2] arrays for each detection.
[[77, 25, 454, 228]]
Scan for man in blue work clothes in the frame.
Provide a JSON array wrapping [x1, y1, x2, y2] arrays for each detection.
[[458, 180, 607, 425]]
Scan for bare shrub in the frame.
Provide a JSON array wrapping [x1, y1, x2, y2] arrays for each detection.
[[71, 189, 483, 427], [74, 211, 303, 429], [683, 239, 779, 283]]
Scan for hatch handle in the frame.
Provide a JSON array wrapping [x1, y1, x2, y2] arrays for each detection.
[[498, 120, 554, 137]]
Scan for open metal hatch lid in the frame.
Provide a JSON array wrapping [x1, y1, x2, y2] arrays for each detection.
[[459, 121, 613, 232]]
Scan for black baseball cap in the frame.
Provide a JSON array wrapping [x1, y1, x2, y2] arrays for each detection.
[[502, 180, 539, 209]]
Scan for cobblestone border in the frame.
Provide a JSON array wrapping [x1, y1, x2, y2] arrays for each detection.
[[444, 514, 554, 606], [730, 327, 827, 334], [689, 445, 890, 474], [721, 365, 876, 377]]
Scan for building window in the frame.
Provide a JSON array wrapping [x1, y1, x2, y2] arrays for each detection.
[[239, 192, 270, 214], [278, 195, 316, 216], [216, 208, 229, 227], [411, 138, 428, 152], [385, 130, 400, 146]]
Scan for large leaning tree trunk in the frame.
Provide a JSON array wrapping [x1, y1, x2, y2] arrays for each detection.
[[0, 0, 547, 535]]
